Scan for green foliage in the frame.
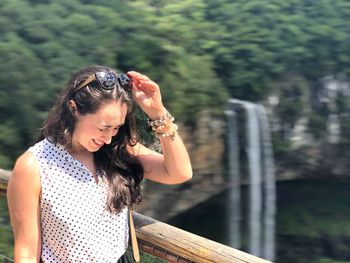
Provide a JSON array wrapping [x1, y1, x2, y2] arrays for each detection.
[[271, 131, 291, 156], [0, 37, 50, 167], [277, 181, 350, 263], [275, 73, 309, 126], [308, 113, 327, 140], [339, 114, 350, 144], [207, 0, 350, 102], [0, 0, 350, 168], [140, 252, 166, 263], [0, 197, 13, 258]]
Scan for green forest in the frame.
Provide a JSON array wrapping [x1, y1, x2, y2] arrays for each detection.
[[1, 0, 350, 169]]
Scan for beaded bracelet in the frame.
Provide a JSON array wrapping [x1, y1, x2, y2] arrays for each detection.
[[155, 123, 178, 141], [147, 111, 175, 131], [148, 111, 177, 140]]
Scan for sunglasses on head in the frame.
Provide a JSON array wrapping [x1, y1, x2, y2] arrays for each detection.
[[75, 71, 133, 93]]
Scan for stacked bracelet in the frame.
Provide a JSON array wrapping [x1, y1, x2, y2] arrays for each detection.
[[147, 111, 174, 130], [155, 123, 178, 140], [147, 111, 177, 140]]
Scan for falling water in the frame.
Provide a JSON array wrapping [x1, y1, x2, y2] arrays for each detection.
[[257, 105, 276, 261], [246, 102, 263, 257], [225, 109, 241, 249], [227, 99, 276, 261]]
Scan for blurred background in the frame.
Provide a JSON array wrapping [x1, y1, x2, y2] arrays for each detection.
[[1, 0, 350, 262]]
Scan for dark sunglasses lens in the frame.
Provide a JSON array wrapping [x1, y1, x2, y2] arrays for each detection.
[[118, 74, 132, 91], [96, 72, 117, 90]]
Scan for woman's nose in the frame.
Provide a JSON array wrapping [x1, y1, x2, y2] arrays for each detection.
[[103, 136, 112, 144], [102, 133, 113, 144]]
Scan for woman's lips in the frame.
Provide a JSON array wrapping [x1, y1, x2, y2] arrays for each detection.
[[92, 139, 104, 147]]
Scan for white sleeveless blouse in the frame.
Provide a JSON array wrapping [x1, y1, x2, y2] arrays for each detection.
[[29, 139, 129, 262]]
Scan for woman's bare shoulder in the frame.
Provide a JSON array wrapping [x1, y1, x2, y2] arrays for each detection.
[[14, 151, 39, 172], [10, 151, 40, 187]]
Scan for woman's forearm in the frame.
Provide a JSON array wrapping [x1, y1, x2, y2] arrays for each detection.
[[159, 130, 192, 182]]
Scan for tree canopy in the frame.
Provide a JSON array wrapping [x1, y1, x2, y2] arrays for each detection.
[[1, 0, 350, 167]]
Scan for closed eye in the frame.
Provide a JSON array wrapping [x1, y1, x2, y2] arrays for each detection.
[[98, 123, 124, 132], [98, 126, 121, 132]]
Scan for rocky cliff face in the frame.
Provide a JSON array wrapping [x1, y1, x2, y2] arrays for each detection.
[[180, 101, 350, 183], [276, 143, 350, 182], [181, 110, 226, 176]]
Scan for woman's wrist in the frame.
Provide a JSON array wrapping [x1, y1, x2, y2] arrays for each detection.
[[146, 107, 167, 121]]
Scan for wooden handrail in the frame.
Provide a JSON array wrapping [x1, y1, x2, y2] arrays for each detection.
[[134, 212, 270, 263], [0, 170, 271, 263]]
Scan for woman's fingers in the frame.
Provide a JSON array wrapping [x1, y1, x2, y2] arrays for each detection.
[[127, 71, 159, 92], [127, 71, 165, 117], [127, 71, 142, 77], [138, 80, 159, 92], [127, 71, 148, 82]]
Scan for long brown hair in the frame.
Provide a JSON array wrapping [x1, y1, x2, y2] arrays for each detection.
[[39, 65, 143, 213]]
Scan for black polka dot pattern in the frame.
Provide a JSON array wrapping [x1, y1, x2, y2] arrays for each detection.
[[28, 139, 129, 262]]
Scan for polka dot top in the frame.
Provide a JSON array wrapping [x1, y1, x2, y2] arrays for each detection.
[[28, 139, 129, 263]]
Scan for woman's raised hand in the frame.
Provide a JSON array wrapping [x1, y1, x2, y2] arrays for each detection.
[[127, 71, 167, 120]]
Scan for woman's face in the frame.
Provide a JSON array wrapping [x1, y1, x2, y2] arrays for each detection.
[[71, 100, 128, 152]]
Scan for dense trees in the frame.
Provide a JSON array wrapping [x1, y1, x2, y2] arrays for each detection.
[[1, 0, 350, 168]]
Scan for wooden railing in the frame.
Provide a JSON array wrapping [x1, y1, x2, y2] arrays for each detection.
[[0, 169, 271, 263]]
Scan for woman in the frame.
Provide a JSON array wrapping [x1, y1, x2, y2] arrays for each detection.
[[7, 65, 192, 262]]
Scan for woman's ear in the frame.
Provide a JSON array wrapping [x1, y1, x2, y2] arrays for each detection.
[[69, 100, 78, 116]]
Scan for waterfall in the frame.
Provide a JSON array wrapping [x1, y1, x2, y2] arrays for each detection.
[[246, 103, 263, 257], [225, 110, 241, 249], [227, 99, 276, 261], [257, 105, 276, 261]]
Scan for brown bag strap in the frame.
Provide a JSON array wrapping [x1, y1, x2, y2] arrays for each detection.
[[129, 208, 140, 262]]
